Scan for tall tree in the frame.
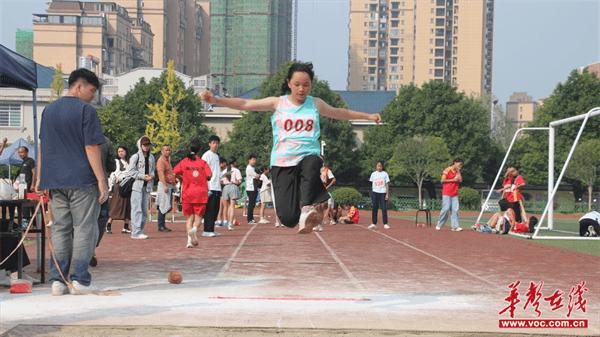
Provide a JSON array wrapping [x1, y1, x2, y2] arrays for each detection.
[[361, 81, 495, 184], [98, 67, 209, 159], [50, 63, 64, 101], [220, 61, 360, 181], [388, 135, 451, 206], [566, 139, 600, 211], [512, 70, 600, 185], [145, 60, 184, 153]]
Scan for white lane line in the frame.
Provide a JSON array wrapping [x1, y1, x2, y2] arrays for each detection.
[[315, 232, 365, 291], [354, 224, 500, 289], [217, 223, 258, 278]]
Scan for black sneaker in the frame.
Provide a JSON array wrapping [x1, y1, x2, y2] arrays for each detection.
[[89, 256, 98, 267], [105, 225, 112, 234], [163, 227, 172, 232]]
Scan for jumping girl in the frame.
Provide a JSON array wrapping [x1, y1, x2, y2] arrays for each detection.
[[200, 62, 381, 233]]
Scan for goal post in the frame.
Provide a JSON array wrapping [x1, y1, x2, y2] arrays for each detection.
[[529, 106, 600, 240], [476, 106, 600, 241], [474, 127, 550, 228]]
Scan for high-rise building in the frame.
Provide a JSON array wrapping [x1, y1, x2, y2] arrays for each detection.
[[506, 92, 537, 128], [210, 0, 293, 97], [15, 29, 33, 59], [111, 0, 209, 76], [33, 1, 153, 75], [348, 0, 494, 97]]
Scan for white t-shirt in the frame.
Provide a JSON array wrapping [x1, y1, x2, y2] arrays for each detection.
[[369, 170, 390, 194], [320, 167, 335, 184], [230, 167, 242, 185], [246, 164, 258, 191], [201, 150, 221, 191], [580, 211, 600, 223], [259, 173, 271, 193]]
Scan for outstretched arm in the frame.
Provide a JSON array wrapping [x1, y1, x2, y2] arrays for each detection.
[[200, 90, 278, 112], [314, 98, 381, 123]]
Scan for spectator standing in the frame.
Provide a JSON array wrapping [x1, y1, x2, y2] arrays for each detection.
[[127, 136, 155, 240], [436, 158, 464, 232], [36, 68, 108, 295], [107, 145, 131, 234], [201, 135, 222, 237], [156, 145, 176, 232], [245, 154, 259, 224]]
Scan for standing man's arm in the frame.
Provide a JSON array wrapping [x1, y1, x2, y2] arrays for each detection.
[[86, 144, 108, 203], [30, 160, 36, 192], [34, 146, 42, 193]]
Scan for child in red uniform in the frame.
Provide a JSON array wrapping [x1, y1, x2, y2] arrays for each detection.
[[339, 205, 360, 224], [173, 144, 212, 248], [500, 166, 526, 223]]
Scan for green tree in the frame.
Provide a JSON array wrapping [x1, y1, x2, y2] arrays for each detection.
[[50, 63, 63, 101], [362, 81, 495, 184], [145, 60, 184, 153], [388, 135, 451, 207], [566, 139, 600, 211], [220, 61, 359, 181], [98, 68, 209, 159], [513, 70, 600, 185]]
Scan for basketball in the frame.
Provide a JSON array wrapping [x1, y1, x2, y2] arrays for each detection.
[[168, 271, 183, 284]]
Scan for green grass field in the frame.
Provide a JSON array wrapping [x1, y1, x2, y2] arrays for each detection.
[[391, 214, 600, 257]]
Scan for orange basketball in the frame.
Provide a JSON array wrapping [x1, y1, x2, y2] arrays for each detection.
[[168, 271, 182, 284]]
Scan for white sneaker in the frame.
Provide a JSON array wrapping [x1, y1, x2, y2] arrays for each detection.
[[451, 227, 463, 232], [186, 236, 193, 248], [227, 224, 234, 231], [202, 232, 217, 237], [69, 280, 96, 295], [298, 205, 324, 234], [46, 221, 54, 227], [275, 223, 282, 228], [330, 220, 337, 225], [248, 220, 257, 224], [435, 226, 441, 231], [588, 225, 597, 237], [383, 224, 391, 229], [215, 220, 222, 226], [131, 234, 149, 240], [368, 224, 377, 230], [258, 218, 269, 224], [51, 281, 68, 296], [313, 224, 323, 232]]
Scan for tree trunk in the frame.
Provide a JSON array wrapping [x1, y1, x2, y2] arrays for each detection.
[[417, 179, 423, 209], [588, 184, 593, 212]]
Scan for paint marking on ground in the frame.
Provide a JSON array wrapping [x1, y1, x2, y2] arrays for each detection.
[[354, 225, 500, 289], [315, 232, 365, 291], [217, 223, 258, 278], [209, 296, 370, 302]]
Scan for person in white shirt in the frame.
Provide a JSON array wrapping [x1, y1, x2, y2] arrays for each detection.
[[368, 161, 391, 230], [245, 154, 259, 224], [221, 158, 242, 230], [579, 211, 600, 237], [258, 167, 272, 224], [200, 135, 220, 237]]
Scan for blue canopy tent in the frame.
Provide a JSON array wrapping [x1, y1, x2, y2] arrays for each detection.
[[0, 138, 36, 178], [0, 44, 40, 173]]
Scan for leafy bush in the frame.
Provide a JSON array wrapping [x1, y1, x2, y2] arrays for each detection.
[[459, 187, 480, 210], [331, 187, 363, 207]]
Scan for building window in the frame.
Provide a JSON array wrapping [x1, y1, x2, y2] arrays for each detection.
[[0, 103, 22, 127]]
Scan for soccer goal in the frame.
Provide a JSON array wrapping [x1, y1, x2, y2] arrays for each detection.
[[476, 107, 600, 240]]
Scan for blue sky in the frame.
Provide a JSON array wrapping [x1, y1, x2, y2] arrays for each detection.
[[1, 0, 599, 104]]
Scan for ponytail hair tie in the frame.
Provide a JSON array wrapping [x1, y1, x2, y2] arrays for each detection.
[[190, 151, 196, 155]]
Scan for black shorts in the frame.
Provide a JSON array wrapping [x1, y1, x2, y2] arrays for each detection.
[[271, 155, 329, 228]]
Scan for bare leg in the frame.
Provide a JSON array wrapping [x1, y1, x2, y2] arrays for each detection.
[[228, 199, 237, 225]]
